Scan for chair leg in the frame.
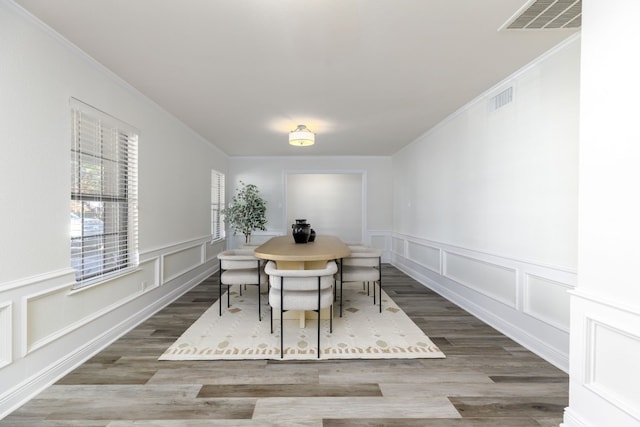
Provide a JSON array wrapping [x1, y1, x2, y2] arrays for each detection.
[[257, 260, 262, 321], [317, 314, 321, 359], [373, 279, 376, 304], [378, 257, 382, 313], [340, 259, 344, 317], [330, 304, 333, 333], [317, 277, 321, 359], [219, 260, 222, 316], [280, 277, 284, 359]]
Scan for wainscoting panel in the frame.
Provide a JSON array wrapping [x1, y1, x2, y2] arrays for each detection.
[[0, 301, 11, 368], [566, 292, 640, 427], [140, 257, 160, 291], [391, 233, 575, 372], [392, 236, 405, 258], [206, 240, 226, 263], [407, 241, 441, 274], [163, 244, 204, 284], [586, 316, 640, 421], [524, 274, 571, 332], [0, 235, 220, 420], [25, 267, 148, 352], [444, 251, 517, 307]]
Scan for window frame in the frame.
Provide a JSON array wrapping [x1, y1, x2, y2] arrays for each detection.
[[211, 169, 226, 242], [70, 98, 139, 288]]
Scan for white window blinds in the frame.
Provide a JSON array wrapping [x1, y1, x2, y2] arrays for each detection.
[[211, 170, 225, 241], [70, 98, 139, 286]]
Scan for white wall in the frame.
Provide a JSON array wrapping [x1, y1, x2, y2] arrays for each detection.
[[227, 156, 393, 254], [0, 2, 228, 417], [391, 35, 580, 371], [287, 173, 363, 243], [564, 1, 640, 426]]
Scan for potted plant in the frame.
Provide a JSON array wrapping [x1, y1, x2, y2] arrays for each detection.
[[222, 181, 267, 244]]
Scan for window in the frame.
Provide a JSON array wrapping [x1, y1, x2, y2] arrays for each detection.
[[211, 170, 225, 241], [70, 99, 138, 286]]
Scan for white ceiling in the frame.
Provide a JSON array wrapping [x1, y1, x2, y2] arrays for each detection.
[[14, 0, 578, 157]]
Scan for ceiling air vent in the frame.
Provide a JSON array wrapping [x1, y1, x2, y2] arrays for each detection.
[[489, 86, 513, 112], [502, 0, 581, 30]]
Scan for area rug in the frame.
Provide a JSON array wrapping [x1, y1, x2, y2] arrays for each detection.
[[159, 285, 445, 360]]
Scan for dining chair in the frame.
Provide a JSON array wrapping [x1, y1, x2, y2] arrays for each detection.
[[217, 249, 267, 320], [336, 247, 382, 316], [346, 244, 375, 292], [265, 260, 338, 359]]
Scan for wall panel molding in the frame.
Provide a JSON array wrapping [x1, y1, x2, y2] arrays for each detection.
[[364, 229, 391, 263], [24, 281, 145, 355], [444, 251, 517, 307], [0, 268, 76, 293], [407, 240, 441, 274], [567, 292, 640, 427], [391, 232, 575, 372], [0, 235, 220, 420], [0, 262, 216, 420], [141, 235, 213, 260], [585, 316, 640, 421], [0, 301, 12, 368], [524, 274, 572, 332], [162, 244, 204, 284]]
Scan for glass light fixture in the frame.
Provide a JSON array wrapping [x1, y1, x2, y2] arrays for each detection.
[[289, 124, 315, 146]]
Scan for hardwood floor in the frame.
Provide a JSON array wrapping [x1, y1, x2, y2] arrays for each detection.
[[1, 266, 568, 426]]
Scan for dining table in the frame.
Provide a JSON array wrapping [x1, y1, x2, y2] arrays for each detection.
[[254, 235, 351, 326], [253, 235, 351, 270]]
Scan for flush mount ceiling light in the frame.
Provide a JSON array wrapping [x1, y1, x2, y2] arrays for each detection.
[[289, 124, 315, 146]]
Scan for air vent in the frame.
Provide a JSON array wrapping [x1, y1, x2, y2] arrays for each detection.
[[503, 0, 581, 30], [489, 87, 513, 112]]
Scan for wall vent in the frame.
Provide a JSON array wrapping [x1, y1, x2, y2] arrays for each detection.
[[502, 0, 581, 30], [489, 86, 513, 112]]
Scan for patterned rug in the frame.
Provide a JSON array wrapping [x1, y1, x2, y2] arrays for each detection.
[[159, 284, 445, 360]]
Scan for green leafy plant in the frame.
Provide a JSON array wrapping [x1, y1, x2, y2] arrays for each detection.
[[222, 181, 267, 243]]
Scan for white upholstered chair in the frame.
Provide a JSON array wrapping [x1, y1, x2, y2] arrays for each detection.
[[217, 249, 267, 320], [265, 260, 338, 359], [336, 247, 382, 316]]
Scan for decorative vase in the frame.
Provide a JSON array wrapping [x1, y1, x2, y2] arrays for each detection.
[[292, 219, 311, 243], [308, 228, 316, 242]]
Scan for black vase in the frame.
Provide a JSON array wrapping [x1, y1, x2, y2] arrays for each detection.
[[308, 228, 316, 242], [292, 220, 311, 243]]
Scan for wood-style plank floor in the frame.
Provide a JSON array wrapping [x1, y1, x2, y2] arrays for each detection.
[[2, 265, 568, 426]]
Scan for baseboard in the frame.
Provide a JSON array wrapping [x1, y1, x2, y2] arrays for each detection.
[[0, 264, 216, 420], [561, 407, 593, 427], [393, 253, 570, 372]]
